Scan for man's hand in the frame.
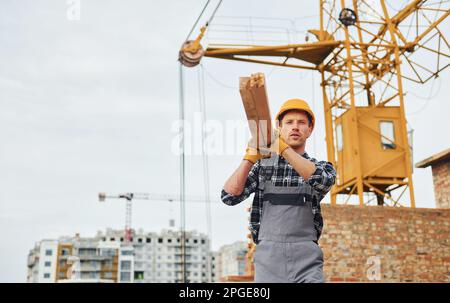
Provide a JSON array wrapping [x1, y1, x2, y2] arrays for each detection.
[[259, 129, 290, 156], [243, 137, 271, 164]]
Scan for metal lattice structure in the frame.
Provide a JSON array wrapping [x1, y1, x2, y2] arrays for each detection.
[[180, 0, 449, 207]]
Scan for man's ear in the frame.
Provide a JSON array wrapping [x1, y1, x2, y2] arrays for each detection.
[[275, 119, 281, 129], [306, 125, 313, 138]]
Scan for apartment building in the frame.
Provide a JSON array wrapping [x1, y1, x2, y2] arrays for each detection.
[[27, 234, 119, 283], [212, 241, 247, 281], [27, 228, 212, 283]]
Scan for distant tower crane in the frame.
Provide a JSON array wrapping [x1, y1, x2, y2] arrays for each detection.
[[98, 192, 208, 242], [179, 0, 449, 207], [98, 192, 212, 283]]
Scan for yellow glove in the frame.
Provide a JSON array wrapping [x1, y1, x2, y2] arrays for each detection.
[[243, 138, 270, 164], [260, 129, 290, 155], [243, 147, 264, 164]]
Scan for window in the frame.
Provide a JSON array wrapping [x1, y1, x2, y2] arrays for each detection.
[[121, 250, 133, 256], [120, 272, 131, 282], [79, 248, 96, 256], [193, 239, 198, 244], [168, 238, 172, 243], [158, 238, 163, 243], [104, 272, 113, 279], [380, 121, 396, 149], [101, 249, 116, 257], [45, 249, 52, 256], [138, 238, 143, 243], [121, 261, 131, 270], [43, 273, 51, 279], [103, 260, 113, 268], [336, 123, 343, 152], [134, 271, 144, 280], [44, 261, 51, 267], [201, 239, 205, 244], [146, 238, 151, 243]]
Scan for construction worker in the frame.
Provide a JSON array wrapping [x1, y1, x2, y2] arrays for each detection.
[[221, 99, 336, 283]]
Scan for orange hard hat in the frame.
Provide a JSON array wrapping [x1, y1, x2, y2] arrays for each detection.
[[275, 98, 315, 129]]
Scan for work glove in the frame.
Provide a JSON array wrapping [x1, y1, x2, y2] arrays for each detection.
[[259, 129, 290, 156], [243, 137, 271, 164]]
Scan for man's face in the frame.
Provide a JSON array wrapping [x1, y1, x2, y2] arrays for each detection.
[[278, 110, 312, 148]]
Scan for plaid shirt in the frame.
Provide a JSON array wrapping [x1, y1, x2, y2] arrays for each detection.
[[221, 152, 336, 244]]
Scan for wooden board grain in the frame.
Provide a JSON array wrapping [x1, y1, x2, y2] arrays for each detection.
[[239, 73, 273, 149]]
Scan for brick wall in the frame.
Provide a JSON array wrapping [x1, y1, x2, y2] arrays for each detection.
[[319, 204, 450, 282], [432, 161, 450, 209]]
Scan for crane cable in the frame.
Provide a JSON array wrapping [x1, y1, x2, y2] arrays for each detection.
[[184, 0, 211, 41], [197, 66, 213, 283], [184, 0, 224, 42], [178, 62, 187, 283], [179, 0, 223, 283]]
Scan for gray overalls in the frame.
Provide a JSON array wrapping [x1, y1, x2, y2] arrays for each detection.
[[254, 154, 325, 283]]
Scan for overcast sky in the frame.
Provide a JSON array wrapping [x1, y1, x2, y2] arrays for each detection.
[[0, 0, 448, 282]]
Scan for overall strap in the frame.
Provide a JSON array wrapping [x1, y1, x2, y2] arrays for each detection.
[[259, 153, 277, 183]]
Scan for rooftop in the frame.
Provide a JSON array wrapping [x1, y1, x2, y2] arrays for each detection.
[[415, 148, 450, 168]]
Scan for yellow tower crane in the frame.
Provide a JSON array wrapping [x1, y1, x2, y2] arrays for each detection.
[[179, 0, 449, 208]]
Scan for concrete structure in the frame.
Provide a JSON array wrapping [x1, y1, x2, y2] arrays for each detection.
[[210, 252, 220, 282], [212, 241, 247, 281], [416, 148, 450, 209], [27, 228, 212, 283], [98, 228, 212, 283], [27, 234, 119, 283], [27, 240, 58, 283], [27, 245, 40, 283]]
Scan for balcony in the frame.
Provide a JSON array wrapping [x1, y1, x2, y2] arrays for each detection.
[[78, 255, 108, 261], [79, 265, 102, 272]]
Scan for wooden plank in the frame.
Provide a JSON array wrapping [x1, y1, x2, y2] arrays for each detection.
[[239, 73, 273, 150]]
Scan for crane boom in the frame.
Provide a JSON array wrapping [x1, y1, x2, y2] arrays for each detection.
[[97, 192, 211, 242]]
